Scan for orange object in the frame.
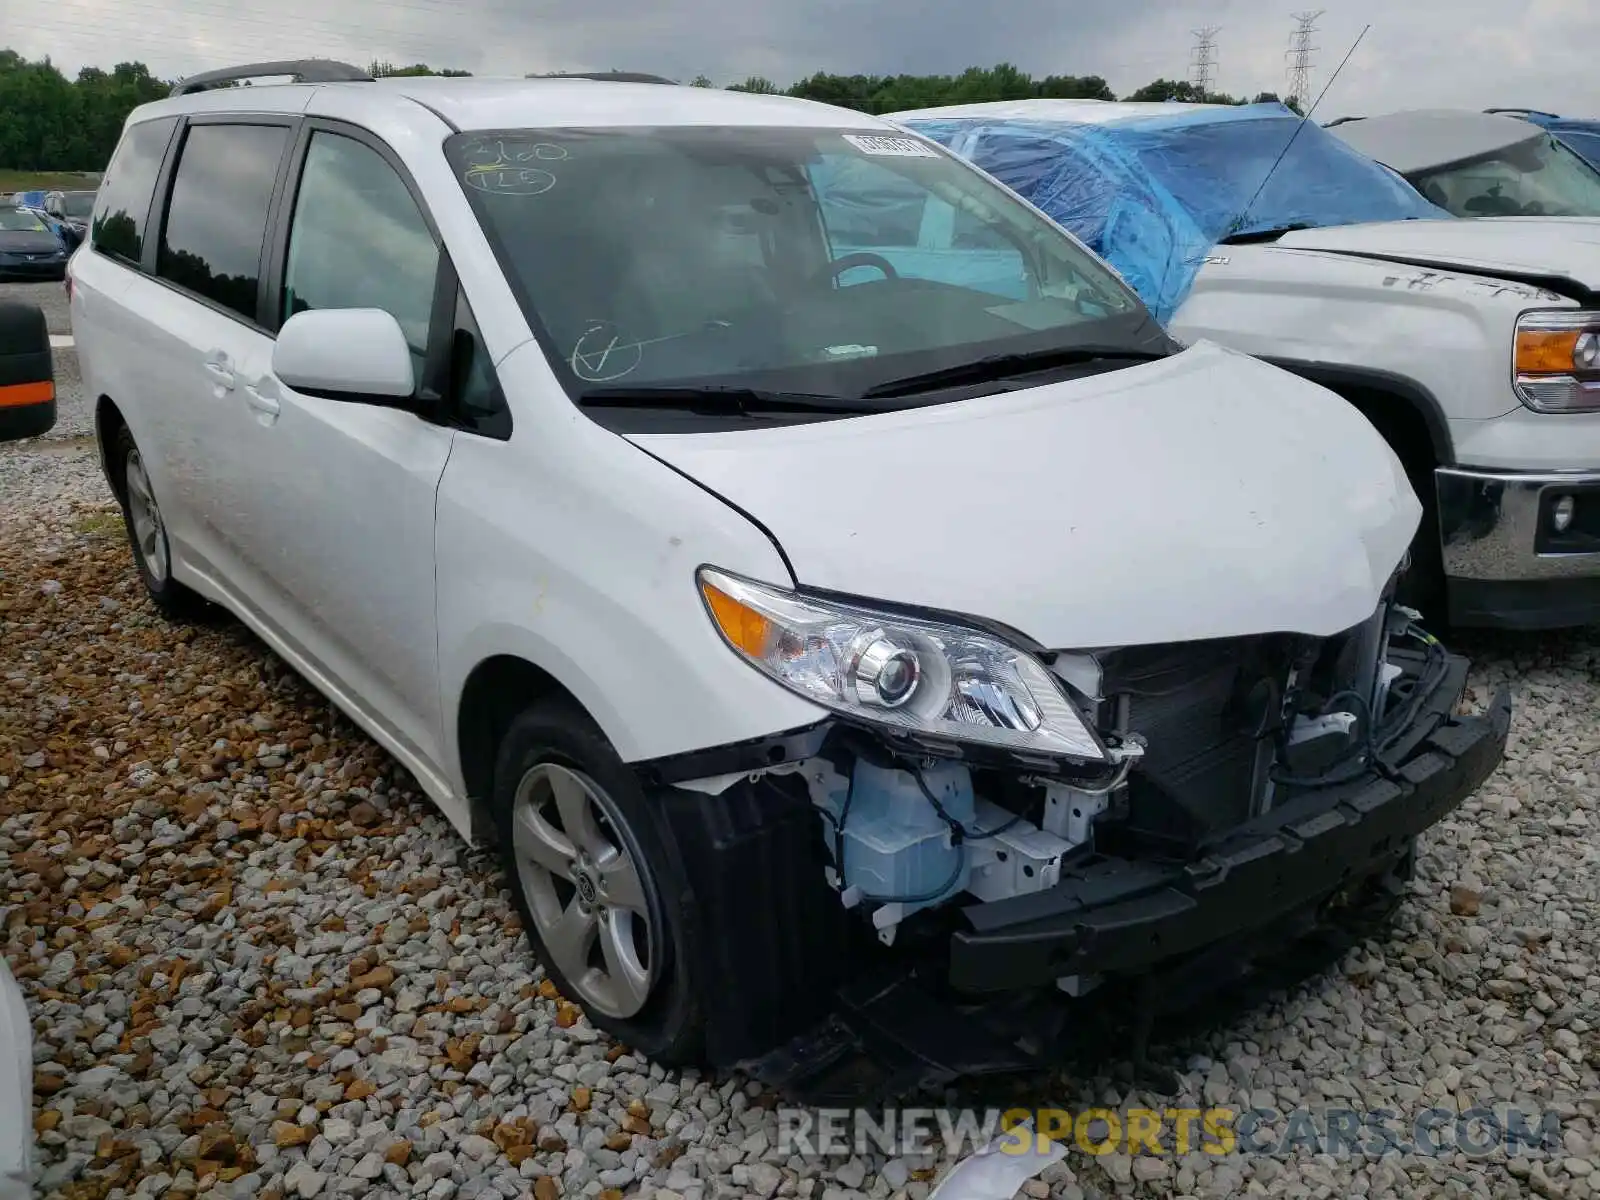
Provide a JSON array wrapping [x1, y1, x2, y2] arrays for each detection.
[[701, 580, 774, 656], [0, 379, 52, 407], [1514, 328, 1582, 375]]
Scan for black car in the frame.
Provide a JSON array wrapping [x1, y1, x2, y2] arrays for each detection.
[[0, 206, 69, 280], [43, 189, 97, 250]]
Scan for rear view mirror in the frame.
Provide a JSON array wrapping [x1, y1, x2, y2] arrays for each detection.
[[273, 308, 416, 403], [0, 301, 55, 442]]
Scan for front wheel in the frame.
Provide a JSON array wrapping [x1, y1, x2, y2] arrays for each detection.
[[492, 702, 706, 1064]]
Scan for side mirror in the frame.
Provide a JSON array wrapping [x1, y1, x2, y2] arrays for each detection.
[[272, 308, 417, 404], [0, 301, 55, 442]]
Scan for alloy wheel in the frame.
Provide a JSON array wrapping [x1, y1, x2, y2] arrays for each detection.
[[124, 448, 169, 582], [511, 763, 655, 1018]]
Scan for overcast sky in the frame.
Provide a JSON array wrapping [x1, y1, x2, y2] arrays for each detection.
[[15, 0, 1596, 118]]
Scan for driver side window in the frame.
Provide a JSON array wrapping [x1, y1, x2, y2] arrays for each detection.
[[809, 154, 1027, 298], [282, 132, 440, 381]]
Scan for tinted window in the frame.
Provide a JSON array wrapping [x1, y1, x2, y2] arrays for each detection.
[[158, 123, 290, 320], [62, 192, 97, 219], [91, 116, 177, 264], [1409, 135, 1600, 217], [1559, 130, 1600, 170], [283, 132, 439, 374]]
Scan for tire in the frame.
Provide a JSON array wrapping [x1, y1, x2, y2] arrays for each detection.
[[491, 701, 706, 1065], [112, 425, 211, 622]]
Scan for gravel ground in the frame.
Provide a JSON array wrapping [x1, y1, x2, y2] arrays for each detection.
[[1, 279, 88, 442], [2, 441, 1598, 1200]]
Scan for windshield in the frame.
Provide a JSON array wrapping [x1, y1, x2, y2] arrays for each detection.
[[0, 208, 48, 232], [903, 105, 1447, 323], [60, 192, 96, 218], [1409, 133, 1600, 217], [446, 126, 1150, 405]]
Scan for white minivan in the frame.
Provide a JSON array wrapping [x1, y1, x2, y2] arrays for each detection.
[[72, 61, 1509, 1095]]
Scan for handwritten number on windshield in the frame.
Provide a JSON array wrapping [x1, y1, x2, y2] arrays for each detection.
[[460, 140, 569, 196]]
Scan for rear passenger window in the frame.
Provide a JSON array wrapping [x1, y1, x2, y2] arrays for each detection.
[[282, 132, 439, 378], [157, 123, 290, 321], [91, 116, 178, 265]]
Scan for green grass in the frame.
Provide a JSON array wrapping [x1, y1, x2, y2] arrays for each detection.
[[0, 169, 101, 193], [73, 510, 124, 538]]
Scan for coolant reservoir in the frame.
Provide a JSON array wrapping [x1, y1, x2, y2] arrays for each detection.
[[838, 761, 974, 904]]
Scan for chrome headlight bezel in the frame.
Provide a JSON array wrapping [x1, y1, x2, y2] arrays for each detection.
[[697, 566, 1110, 765]]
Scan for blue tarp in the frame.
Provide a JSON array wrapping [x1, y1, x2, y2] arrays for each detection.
[[1518, 113, 1600, 171], [900, 102, 1450, 323]]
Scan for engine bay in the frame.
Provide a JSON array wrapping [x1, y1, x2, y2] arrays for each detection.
[[689, 595, 1452, 982]]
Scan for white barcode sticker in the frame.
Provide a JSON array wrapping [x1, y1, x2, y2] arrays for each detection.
[[842, 133, 940, 158]]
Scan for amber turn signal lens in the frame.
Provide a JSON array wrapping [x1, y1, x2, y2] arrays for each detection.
[[1515, 328, 1584, 376], [700, 579, 774, 657]]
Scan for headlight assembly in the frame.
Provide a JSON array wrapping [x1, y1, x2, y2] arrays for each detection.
[[697, 567, 1108, 763], [1513, 309, 1600, 413]]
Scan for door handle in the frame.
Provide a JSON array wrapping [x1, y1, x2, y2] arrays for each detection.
[[244, 382, 281, 418], [203, 357, 235, 389]]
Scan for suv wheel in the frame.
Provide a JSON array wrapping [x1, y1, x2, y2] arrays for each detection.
[[492, 702, 705, 1064], [114, 426, 210, 621]]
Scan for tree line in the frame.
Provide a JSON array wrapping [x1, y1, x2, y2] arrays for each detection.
[[1, 48, 1301, 173]]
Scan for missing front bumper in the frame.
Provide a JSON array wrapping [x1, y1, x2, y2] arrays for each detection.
[[741, 649, 1510, 1099], [949, 651, 1508, 991]]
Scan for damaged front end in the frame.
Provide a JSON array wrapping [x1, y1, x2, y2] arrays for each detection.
[[636, 570, 1510, 1100]]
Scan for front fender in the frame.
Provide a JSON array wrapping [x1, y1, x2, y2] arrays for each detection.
[[434, 404, 827, 800]]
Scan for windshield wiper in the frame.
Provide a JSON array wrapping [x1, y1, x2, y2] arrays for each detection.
[[1218, 222, 1312, 245], [577, 384, 866, 415], [859, 344, 1173, 400]]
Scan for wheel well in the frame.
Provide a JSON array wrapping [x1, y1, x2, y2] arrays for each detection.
[[1332, 385, 1438, 479], [457, 655, 588, 840], [95, 395, 129, 500]]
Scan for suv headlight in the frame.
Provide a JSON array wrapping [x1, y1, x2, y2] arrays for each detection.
[[698, 567, 1108, 762], [1513, 309, 1600, 413]]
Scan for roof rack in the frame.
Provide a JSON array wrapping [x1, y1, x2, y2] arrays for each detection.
[[1485, 107, 1559, 118], [170, 59, 373, 97], [535, 71, 678, 85], [1323, 115, 1365, 127]]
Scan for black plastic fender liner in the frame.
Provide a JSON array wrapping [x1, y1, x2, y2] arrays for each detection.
[[0, 300, 55, 442], [651, 772, 864, 1068], [1256, 356, 1455, 467]]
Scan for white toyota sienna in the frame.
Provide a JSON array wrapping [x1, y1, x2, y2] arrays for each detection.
[[70, 61, 1509, 1096]]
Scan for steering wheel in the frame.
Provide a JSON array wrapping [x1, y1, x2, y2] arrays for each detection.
[[813, 251, 899, 288]]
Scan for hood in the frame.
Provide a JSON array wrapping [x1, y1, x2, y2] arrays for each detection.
[[628, 341, 1420, 649], [1279, 217, 1600, 293], [0, 230, 62, 255]]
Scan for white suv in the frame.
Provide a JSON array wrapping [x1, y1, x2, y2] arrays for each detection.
[[72, 62, 1509, 1094]]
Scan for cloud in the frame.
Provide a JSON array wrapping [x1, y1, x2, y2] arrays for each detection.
[[14, 0, 1600, 117]]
